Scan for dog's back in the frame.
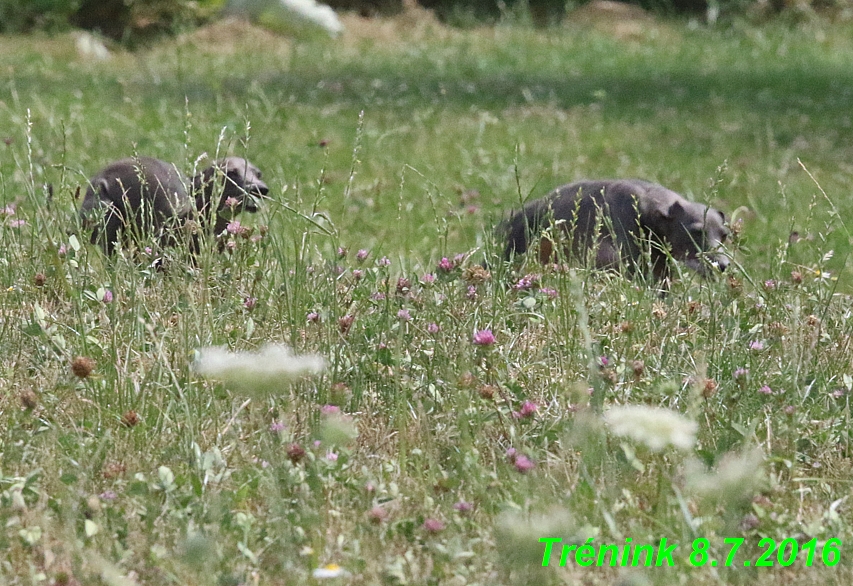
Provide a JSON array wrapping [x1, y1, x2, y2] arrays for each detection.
[[80, 157, 190, 254]]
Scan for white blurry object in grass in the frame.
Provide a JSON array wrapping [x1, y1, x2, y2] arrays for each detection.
[[75, 32, 110, 60], [312, 563, 349, 578], [226, 0, 343, 37], [194, 344, 325, 391], [685, 448, 766, 503], [604, 404, 697, 452]]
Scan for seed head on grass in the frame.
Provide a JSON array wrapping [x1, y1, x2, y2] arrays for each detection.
[[477, 385, 495, 400], [338, 315, 354, 334], [462, 265, 490, 284], [71, 356, 96, 379], [120, 410, 140, 427], [19, 389, 38, 410], [287, 443, 306, 464], [631, 360, 645, 379], [604, 405, 697, 452], [701, 378, 718, 398]]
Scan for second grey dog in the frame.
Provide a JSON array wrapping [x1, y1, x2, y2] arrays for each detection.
[[80, 156, 268, 255], [501, 179, 730, 281]]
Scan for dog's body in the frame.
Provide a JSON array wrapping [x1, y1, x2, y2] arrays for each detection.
[[501, 179, 729, 281], [80, 156, 268, 255]]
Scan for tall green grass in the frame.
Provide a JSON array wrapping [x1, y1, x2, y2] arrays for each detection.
[[0, 15, 852, 585]]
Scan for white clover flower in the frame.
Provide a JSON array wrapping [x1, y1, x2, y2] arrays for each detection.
[[312, 563, 349, 578], [194, 344, 325, 393], [603, 405, 697, 452]]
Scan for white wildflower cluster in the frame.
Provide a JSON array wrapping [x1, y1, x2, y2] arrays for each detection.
[[685, 448, 766, 504], [603, 405, 697, 452], [194, 344, 325, 392]]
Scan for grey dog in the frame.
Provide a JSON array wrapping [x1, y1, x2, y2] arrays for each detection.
[[501, 179, 730, 281], [80, 156, 269, 255]]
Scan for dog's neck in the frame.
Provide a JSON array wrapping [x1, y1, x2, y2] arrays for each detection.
[[191, 172, 219, 227]]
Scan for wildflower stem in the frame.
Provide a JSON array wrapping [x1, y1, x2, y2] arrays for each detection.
[[568, 270, 603, 412]]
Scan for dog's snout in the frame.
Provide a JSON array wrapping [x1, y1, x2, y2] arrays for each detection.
[[707, 251, 729, 273], [254, 181, 269, 197]]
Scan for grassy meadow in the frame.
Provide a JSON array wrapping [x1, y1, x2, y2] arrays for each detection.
[[2, 7, 853, 585]]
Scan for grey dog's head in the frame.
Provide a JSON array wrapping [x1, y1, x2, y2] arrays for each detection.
[[659, 200, 730, 277], [194, 157, 269, 216]]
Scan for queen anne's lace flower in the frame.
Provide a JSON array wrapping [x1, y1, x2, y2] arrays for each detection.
[[604, 405, 697, 451]]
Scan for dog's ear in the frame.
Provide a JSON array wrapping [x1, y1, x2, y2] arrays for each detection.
[[96, 178, 111, 199], [665, 201, 685, 219], [648, 200, 682, 221]]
